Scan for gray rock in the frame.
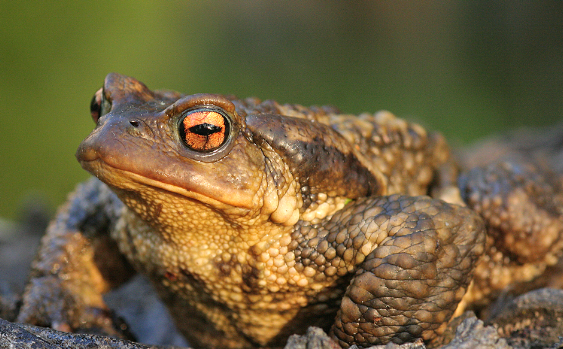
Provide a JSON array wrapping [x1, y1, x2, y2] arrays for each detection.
[[488, 288, 563, 349], [0, 317, 178, 349], [442, 315, 511, 349]]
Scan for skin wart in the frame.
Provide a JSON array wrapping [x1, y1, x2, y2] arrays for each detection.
[[16, 74, 563, 349]]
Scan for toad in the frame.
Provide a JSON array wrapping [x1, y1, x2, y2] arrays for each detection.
[[17, 73, 563, 348]]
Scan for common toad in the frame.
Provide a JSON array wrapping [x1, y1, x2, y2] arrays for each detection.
[[17, 74, 563, 348]]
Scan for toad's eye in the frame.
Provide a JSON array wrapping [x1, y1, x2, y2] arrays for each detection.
[[90, 88, 111, 123], [179, 109, 229, 152]]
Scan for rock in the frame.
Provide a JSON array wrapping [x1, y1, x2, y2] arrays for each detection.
[[0, 317, 178, 349], [441, 314, 511, 349], [487, 288, 563, 349], [284, 327, 340, 349]]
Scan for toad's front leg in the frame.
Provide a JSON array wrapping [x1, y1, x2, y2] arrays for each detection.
[[303, 195, 486, 348], [17, 178, 135, 337]]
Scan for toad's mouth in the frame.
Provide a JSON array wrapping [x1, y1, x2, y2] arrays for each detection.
[[78, 157, 253, 210]]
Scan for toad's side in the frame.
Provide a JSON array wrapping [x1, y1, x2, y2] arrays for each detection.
[[16, 74, 563, 349]]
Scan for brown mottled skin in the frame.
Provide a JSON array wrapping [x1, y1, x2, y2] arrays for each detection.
[[17, 74, 563, 348]]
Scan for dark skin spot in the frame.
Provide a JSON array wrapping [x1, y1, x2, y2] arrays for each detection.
[[241, 266, 261, 293]]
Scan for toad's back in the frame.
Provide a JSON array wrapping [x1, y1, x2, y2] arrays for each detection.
[[233, 96, 452, 197]]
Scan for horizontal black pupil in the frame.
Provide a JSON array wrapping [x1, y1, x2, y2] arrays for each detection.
[[189, 123, 222, 136]]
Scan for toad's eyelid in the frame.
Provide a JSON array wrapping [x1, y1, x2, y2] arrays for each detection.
[[165, 93, 236, 117]]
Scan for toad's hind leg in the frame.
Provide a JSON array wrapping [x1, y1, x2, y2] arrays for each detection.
[[459, 159, 563, 305], [327, 195, 485, 348]]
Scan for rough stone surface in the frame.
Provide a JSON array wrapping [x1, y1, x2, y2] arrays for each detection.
[[441, 315, 511, 349], [488, 288, 563, 349], [284, 327, 341, 349], [0, 317, 176, 349]]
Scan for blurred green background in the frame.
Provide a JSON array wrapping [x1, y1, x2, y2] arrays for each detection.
[[1, 1, 562, 221]]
